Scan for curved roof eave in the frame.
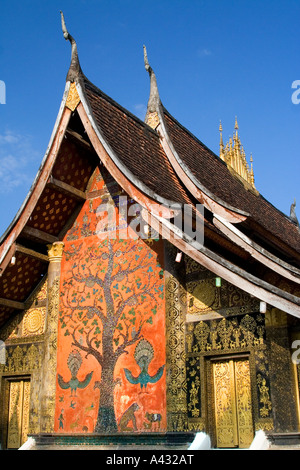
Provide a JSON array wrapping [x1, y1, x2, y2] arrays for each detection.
[[156, 104, 250, 222], [0, 82, 72, 263], [75, 79, 184, 218], [213, 214, 300, 283], [141, 207, 300, 318], [0, 82, 71, 246]]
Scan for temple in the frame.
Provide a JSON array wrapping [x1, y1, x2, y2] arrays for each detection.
[[1, 14, 300, 450]]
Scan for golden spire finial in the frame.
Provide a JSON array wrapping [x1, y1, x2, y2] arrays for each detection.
[[218, 118, 257, 193], [235, 116, 239, 131]]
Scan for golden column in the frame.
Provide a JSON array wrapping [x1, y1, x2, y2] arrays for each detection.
[[39, 241, 64, 433]]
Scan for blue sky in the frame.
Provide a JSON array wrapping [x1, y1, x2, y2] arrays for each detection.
[[0, 0, 299, 237]]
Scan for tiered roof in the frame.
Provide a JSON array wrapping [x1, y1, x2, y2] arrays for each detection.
[[0, 13, 299, 330]]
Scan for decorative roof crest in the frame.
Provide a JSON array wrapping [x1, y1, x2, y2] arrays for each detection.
[[290, 199, 300, 228], [219, 118, 257, 192]]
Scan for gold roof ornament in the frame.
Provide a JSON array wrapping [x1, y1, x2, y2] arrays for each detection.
[[66, 82, 81, 111], [219, 118, 258, 193]]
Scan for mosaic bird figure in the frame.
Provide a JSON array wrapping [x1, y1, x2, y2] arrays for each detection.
[[124, 339, 165, 389], [57, 350, 93, 396]]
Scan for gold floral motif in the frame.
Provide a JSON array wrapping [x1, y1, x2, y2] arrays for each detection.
[[188, 378, 200, 417], [257, 374, 272, 418], [0, 343, 42, 374], [165, 259, 188, 431], [194, 321, 210, 352], [186, 274, 259, 320], [146, 111, 160, 129], [40, 277, 60, 432], [187, 279, 220, 313], [65, 82, 81, 111], [23, 308, 45, 336]]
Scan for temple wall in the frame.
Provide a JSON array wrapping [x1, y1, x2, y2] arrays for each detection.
[[0, 278, 47, 448], [1, 165, 300, 446], [163, 254, 300, 446], [54, 166, 166, 434]]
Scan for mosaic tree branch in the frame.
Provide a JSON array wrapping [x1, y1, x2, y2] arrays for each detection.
[[59, 238, 163, 432]]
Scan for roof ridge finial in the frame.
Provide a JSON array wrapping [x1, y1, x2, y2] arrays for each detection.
[[235, 116, 239, 131], [290, 198, 300, 226], [219, 120, 224, 160], [219, 118, 257, 192], [143, 45, 161, 124], [60, 11, 82, 82]]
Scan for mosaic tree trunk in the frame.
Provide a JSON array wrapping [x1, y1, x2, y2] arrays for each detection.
[[59, 237, 164, 433]]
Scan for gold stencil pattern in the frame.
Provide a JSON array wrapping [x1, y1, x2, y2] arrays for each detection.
[[40, 277, 60, 433], [66, 82, 81, 111], [165, 265, 189, 432], [23, 308, 45, 336], [213, 359, 254, 448], [146, 111, 160, 129], [186, 271, 259, 321], [0, 278, 47, 343]]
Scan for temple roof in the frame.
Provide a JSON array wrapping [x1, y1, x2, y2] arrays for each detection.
[[82, 78, 191, 207], [0, 14, 300, 331], [161, 108, 300, 255]]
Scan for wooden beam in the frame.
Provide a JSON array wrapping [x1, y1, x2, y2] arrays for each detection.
[[58, 204, 83, 240], [0, 107, 72, 270], [66, 128, 92, 150], [0, 298, 25, 310], [15, 244, 49, 263], [22, 226, 58, 245], [47, 175, 86, 201], [142, 208, 300, 318]]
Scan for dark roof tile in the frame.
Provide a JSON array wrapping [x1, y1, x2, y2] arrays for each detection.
[[163, 109, 300, 255]]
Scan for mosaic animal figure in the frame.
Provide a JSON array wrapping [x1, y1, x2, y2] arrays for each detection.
[[124, 339, 165, 389], [119, 403, 140, 432], [144, 411, 162, 430], [57, 350, 93, 396]]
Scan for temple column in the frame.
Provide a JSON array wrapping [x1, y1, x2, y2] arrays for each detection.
[[39, 242, 64, 433]]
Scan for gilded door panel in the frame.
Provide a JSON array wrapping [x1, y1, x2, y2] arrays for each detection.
[[213, 359, 253, 448], [7, 379, 30, 449], [213, 360, 238, 448], [234, 360, 254, 448], [21, 380, 31, 446]]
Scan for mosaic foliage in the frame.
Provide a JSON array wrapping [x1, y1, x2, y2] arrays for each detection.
[[55, 167, 166, 433]]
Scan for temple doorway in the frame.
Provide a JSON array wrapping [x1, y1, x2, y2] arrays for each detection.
[[6, 378, 31, 449], [212, 358, 254, 448]]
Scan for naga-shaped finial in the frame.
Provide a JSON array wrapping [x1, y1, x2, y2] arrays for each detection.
[[60, 11, 82, 82], [143, 45, 161, 116], [290, 198, 299, 226], [143, 45, 152, 75]]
